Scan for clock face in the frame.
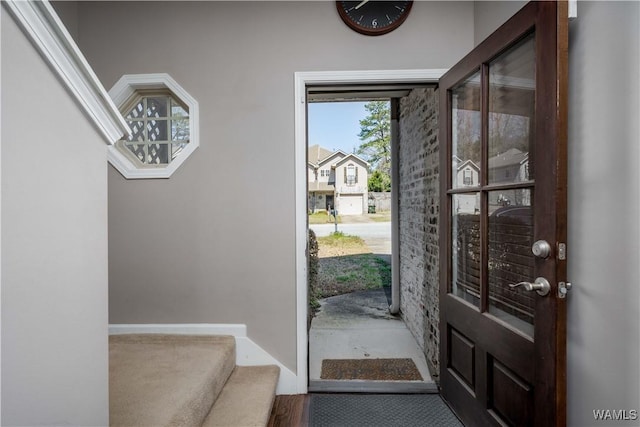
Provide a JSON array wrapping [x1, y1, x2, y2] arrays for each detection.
[[336, 1, 413, 36]]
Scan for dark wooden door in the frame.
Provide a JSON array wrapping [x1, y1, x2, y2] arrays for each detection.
[[438, 2, 568, 426]]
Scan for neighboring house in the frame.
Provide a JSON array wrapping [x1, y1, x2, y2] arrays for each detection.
[[488, 147, 529, 184], [488, 148, 531, 210], [308, 144, 369, 215], [453, 157, 480, 213], [454, 148, 531, 214]]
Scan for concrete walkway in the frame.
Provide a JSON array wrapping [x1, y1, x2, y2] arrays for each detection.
[[308, 214, 432, 392], [309, 288, 437, 393]]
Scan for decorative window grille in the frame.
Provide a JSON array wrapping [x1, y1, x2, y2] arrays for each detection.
[[123, 94, 189, 165], [108, 74, 199, 179]]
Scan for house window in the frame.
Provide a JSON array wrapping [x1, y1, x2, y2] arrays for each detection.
[[345, 164, 357, 185], [108, 74, 199, 179], [122, 94, 189, 165], [463, 168, 473, 185]]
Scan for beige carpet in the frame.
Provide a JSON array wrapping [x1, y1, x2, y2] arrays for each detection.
[[202, 365, 280, 427], [321, 358, 423, 381], [109, 334, 236, 427]]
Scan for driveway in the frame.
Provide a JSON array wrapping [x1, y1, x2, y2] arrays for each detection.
[[310, 220, 391, 260]]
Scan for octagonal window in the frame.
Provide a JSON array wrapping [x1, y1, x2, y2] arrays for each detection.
[[108, 74, 199, 179]]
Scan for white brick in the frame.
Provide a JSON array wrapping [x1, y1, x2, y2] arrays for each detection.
[[398, 88, 440, 379]]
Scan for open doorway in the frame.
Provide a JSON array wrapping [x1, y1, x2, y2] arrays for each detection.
[[293, 70, 445, 394], [305, 87, 437, 393]]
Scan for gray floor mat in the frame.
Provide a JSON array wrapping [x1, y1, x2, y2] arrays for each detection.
[[309, 394, 463, 427]]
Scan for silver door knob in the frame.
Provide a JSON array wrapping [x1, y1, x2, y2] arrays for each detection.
[[509, 277, 551, 296], [532, 240, 551, 258]]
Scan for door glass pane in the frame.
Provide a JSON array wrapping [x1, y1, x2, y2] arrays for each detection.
[[451, 194, 481, 306], [452, 72, 481, 189], [488, 33, 535, 185], [488, 189, 534, 337]]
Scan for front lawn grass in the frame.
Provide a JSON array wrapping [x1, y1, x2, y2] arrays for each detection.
[[317, 231, 364, 249], [315, 231, 391, 299], [308, 211, 341, 224], [317, 254, 391, 298]]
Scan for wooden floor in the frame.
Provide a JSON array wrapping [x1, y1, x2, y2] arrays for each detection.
[[268, 395, 310, 427]]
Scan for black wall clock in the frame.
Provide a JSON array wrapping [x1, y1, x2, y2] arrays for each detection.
[[336, 1, 413, 36]]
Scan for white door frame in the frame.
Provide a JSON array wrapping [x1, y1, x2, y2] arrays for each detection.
[[294, 69, 446, 393]]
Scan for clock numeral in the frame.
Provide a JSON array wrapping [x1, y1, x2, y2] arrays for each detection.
[[338, 1, 412, 35]]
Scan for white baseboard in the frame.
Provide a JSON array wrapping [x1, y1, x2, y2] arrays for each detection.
[[108, 323, 299, 395]]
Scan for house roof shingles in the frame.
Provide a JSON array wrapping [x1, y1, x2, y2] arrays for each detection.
[[308, 145, 370, 169], [488, 148, 528, 168], [308, 144, 335, 165]]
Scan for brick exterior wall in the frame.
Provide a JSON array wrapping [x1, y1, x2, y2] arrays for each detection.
[[398, 87, 440, 379]]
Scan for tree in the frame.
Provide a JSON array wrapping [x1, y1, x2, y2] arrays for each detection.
[[368, 170, 391, 192], [357, 101, 391, 176]]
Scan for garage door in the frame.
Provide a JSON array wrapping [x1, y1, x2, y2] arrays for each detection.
[[339, 195, 363, 215]]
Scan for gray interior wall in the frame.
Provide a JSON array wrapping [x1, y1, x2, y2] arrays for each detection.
[[51, 1, 79, 42], [75, 1, 475, 371], [1, 13, 109, 426], [474, 2, 640, 425], [473, 1, 527, 45], [566, 3, 639, 425]]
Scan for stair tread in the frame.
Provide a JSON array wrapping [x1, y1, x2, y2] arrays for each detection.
[[109, 334, 236, 427], [202, 365, 280, 427]]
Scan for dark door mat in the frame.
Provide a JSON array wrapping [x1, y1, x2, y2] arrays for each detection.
[[309, 394, 463, 427], [320, 358, 423, 381]]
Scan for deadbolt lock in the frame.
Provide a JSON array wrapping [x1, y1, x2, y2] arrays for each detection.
[[532, 240, 551, 259]]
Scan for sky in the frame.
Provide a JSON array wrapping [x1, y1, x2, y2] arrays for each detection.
[[307, 101, 369, 154]]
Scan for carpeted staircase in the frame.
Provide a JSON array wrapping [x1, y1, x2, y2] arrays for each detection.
[[109, 334, 280, 427]]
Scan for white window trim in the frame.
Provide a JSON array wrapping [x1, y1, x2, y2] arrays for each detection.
[[3, 0, 129, 144], [108, 73, 200, 179]]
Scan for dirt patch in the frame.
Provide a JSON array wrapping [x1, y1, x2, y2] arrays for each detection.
[[318, 242, 370, 258]]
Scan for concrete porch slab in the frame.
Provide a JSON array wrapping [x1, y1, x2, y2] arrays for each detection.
[[309, 288, 436, 393]]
